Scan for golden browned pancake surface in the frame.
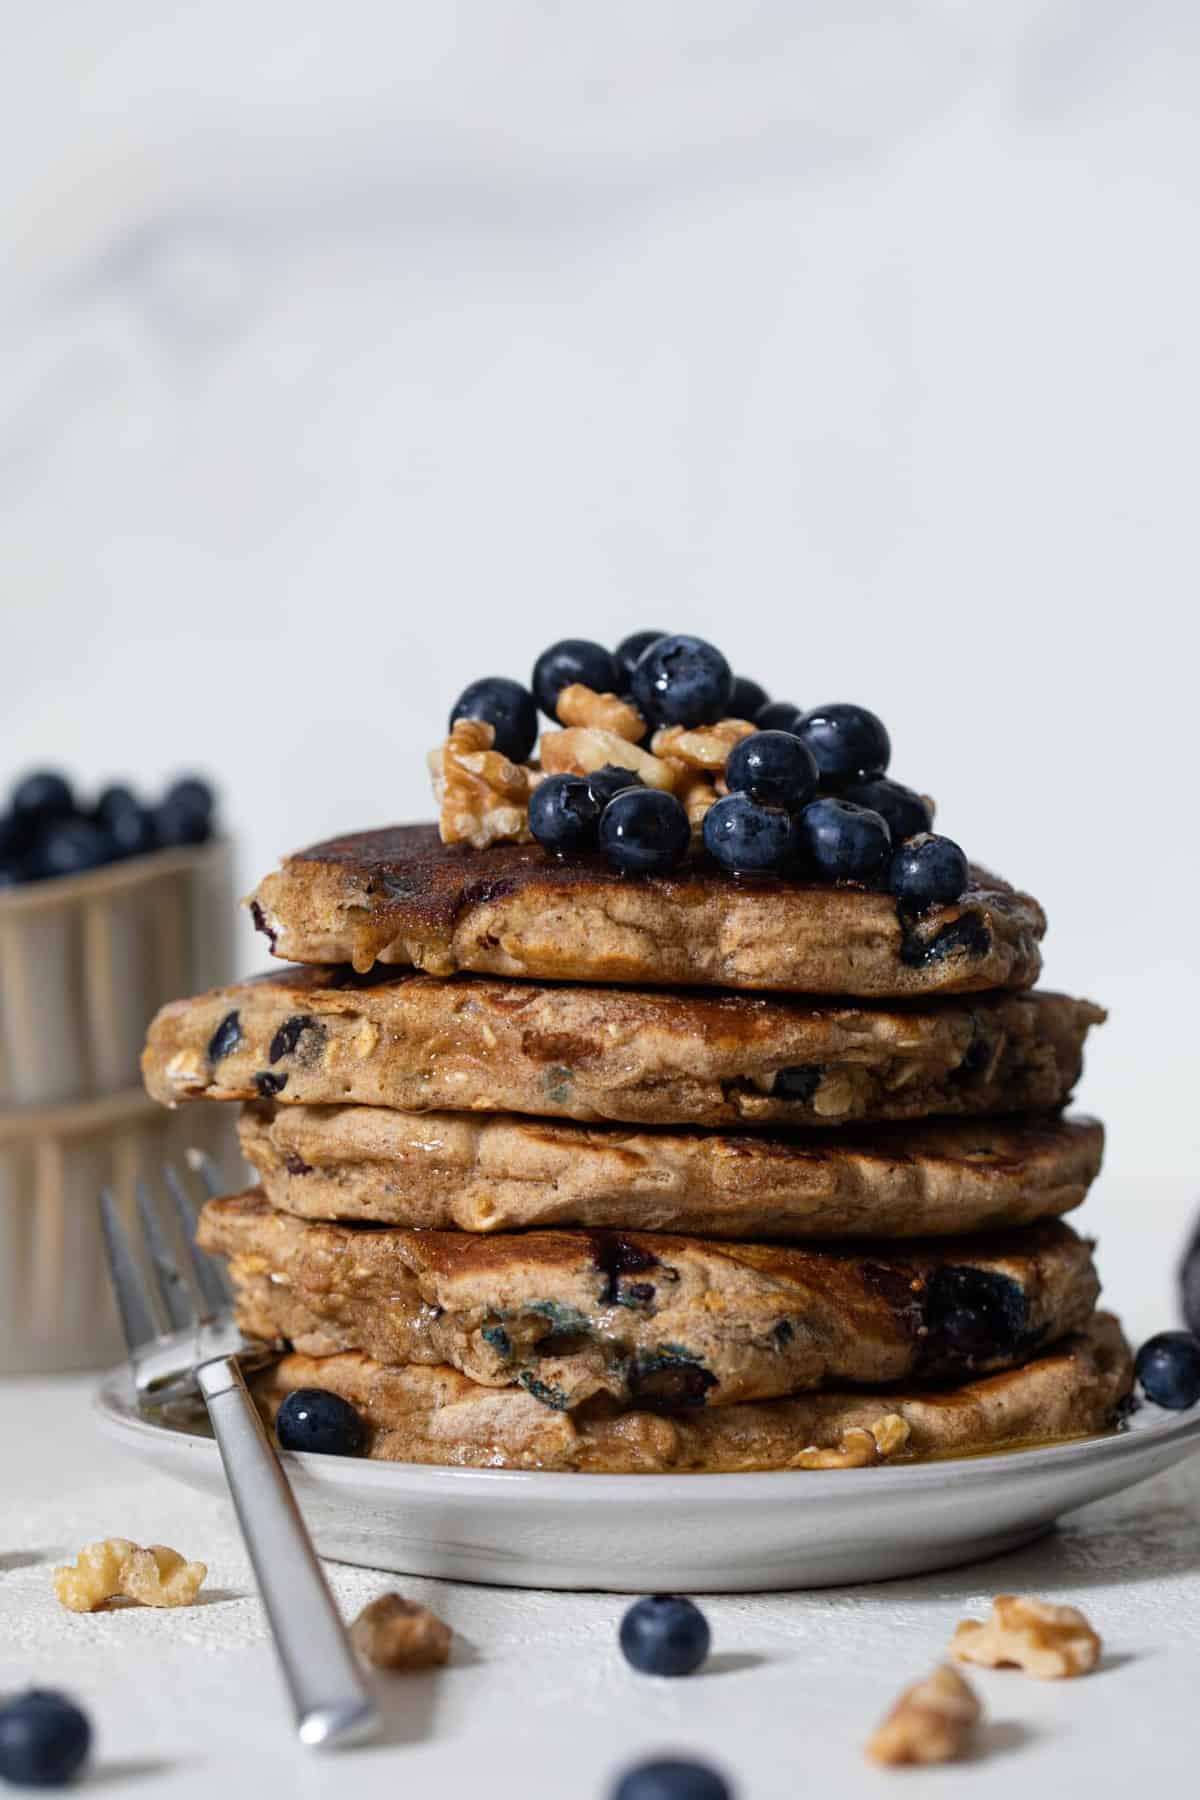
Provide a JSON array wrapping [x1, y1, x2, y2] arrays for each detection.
[[143, 966, 1101, 1130], [202, 1192, 1100, 1410], [239, 1104, 1103, 1239], [248, 824, 1045, 996], [252, 1313, 1132, 1472]]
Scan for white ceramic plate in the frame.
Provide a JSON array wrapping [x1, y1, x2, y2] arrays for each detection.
[[95, 1360, 1200, 1592]]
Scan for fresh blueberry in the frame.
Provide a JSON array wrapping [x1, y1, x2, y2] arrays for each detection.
[[154, 798, 211, 848], [795, 703, 890, 783], [95, 787, 158, 859], [888, 833, 969, 906], [619, 1594, 711, 1676], [615, 631, 669, 690], [528, 774, 602, 855], [532, 639, 620, 719], [839, 775, 932, 843], [1135, 1332, 1200, 1409], [163, 776, 215, 820], [611, 1760, 730, 1800], [0, 810, 29, 863], [1181, 1219, 1200, 1340], [725, 730, 818, 812], [450, 677, 538, 763], [702, 793, 799, 875], [276, 1388, 367, 1455], [599, 789, 690, 875], [728, 675, 769, 721], [35, 819, 114, 881], [755, 699, 804, 733], [11, 772, 74, 826], [798, 797, 892, 882], [586, 764, 644, 810], [0, 1690, 92, 1788], [630, 634, 732, 728], [94, 784, 138, 826]]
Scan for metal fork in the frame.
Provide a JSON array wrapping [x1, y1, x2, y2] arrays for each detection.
[[99, 1155, 378, 1751]]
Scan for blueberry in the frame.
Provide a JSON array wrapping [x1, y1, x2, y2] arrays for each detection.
[[599, 789, 690, 875], [94, 784, 138, 825], [702, 793, 799, 875], [450, 676, 538, 763], [276, 1388, 366, 1455], [1135, 1332, 1200, 1409], [154, 797, 211, 848], [725, 730, 818, 812], [840, 775, 932, 844], [0, 1690, 92, 1788], [164, 776, 215, 820], [35, 819, 114, 881], [798, 797, 891, 882], [528, 774, 602, 855], [728, 675, 769, 721], [532, 639, 619, 719], [755, 699, 803, 733], [795, 703, 890, 783], [0, 811, 29, 863], [630, 634, 732, 728], [95, 788, 158, 859], [615, 630, 669, 690], [619, 1594, 711, 1676], [611, 1761, 731, 1800], [586, 764, 644, 809], [11, 772, 74, 826], [888, 833, 968, 906]]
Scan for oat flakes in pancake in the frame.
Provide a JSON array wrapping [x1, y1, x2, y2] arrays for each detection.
[[143, 967, 1101, 1131], [248, 824, 1044, 997], [250, 1313, 1132, 1472], [240, 1105, 1103, 1240], [200, 1194, 1099, 1410]]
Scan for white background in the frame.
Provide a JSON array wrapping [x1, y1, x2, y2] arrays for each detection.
[[1, 0, 1197, 1200]]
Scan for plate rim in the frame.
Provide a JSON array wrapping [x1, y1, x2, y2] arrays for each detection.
[[93, 1355, 1200, 1503]]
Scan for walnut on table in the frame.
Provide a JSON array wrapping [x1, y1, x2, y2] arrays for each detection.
[[866, 1663, 982, 1766], [428, 718, 539, 849], [350, 1592, 452, 1671], [54, 1539, 208, 1612], [950, 1594, 1101, 1679]]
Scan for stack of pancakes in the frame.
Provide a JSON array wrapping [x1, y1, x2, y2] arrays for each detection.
[[142, 824, 1132, 1472]]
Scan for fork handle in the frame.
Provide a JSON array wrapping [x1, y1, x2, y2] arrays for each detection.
[[197, 1358, 378, 1750]]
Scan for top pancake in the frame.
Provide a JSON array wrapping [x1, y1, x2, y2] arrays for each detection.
[[249, 823, 1045, 997]]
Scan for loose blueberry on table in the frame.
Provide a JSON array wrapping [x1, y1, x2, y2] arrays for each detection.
[[619, 1593, 711, 1676], [0, 1690, 92, 1789], [0, 769, 218, 889], [275, 1388, 367, 1456], [611, 1760, 731, 1800], [1135, 1332, 1200, 1410]]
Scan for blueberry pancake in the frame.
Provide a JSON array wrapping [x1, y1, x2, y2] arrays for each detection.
[[199, 1194, 1100, 1410], [239, 1106, 1103, 1240], [250, 1312, 1132, 1472], [143, 966, 1101, 1131], [248, 824, 1044, 997]]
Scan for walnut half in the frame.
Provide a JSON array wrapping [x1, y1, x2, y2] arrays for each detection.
[[350, 1592, 452, 1670], [866, 1663, 982, 1766], [54, 1539, 208, 1612], [950, 1594, 1101, 1679], [791, 1414, 911, 1470], [428, 718, 538, 849]]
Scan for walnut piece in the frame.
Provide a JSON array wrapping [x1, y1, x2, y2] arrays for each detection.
[[866, 1663, 981, 1766], [677, 770, 718, 834], [350, 1593, 452, 1670], [428, 718, 538, 849], [539, 726, 680, 792], [555, 684, 646, 742], [950, 1594, 1101, 1679], [54, 1539, 208, 1612], [791, 1414, 911, 1470], [650, 718, 756, 772]]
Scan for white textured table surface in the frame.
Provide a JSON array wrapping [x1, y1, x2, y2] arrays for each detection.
[[2, 1182, 1196, 1800]]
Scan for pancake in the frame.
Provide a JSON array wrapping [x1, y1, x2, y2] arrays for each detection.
[[248, 823, 1044, 997], [251, 1313, 1132, 1472], [200, 1193, 1100, 1410], [239, 1105, 1104, 1239], [143, 967, 1101, 1131]]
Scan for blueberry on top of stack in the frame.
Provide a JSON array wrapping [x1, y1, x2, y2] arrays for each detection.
[[143, 630, 1143, 1474]]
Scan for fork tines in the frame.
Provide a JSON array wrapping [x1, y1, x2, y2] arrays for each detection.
[[99, 1153, 232, 1361]]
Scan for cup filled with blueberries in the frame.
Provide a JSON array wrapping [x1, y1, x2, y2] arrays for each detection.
[[0, 770, 219, 891]]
